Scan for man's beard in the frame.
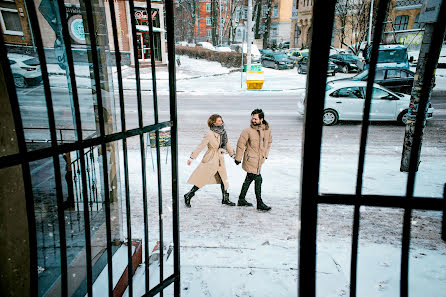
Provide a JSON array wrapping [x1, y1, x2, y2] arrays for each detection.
[[252, 122, 261, 126]]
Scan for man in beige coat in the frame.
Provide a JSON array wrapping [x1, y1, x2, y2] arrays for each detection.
[[234, 109, 272, 211]]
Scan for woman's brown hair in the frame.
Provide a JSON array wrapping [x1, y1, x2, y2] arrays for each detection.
[[207, 114, 222, 127]]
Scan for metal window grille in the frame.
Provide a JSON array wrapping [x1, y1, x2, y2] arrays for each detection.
[[395, 15, 409, 31], [299, 1, 446, 297], [0, 0, 180, 296]]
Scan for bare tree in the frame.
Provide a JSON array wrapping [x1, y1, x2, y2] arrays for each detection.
[[176, 0, 199, 42]]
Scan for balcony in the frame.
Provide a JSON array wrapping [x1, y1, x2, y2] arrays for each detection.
[[395, 0, 424, 10]]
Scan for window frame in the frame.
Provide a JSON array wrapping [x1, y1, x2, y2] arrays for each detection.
[[0, 7, 24, 36]]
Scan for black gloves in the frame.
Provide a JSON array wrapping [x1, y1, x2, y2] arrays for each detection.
[[234, 160, 241, 165]]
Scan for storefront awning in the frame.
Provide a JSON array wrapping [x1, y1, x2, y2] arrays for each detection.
[[136, 25, 165, 33]]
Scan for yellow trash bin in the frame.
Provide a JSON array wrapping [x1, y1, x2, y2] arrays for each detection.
[[246, 70, 264, 90]]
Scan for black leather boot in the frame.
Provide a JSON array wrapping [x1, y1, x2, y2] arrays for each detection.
[[255, 175, 271, 211], [221, 183, 235, 206], [237, 174, 254, 207], [184, 186, 198, 208]]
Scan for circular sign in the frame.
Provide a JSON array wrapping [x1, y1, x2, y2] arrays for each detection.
[[68, 15, 86, 45]]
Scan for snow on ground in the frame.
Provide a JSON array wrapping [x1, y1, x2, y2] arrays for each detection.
[[112, 140, 446, 296]]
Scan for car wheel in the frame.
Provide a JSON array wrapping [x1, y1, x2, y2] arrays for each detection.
[[331, 71, 335, 76], [297, 66, 302, 74], [323, 109, 338, 126], [341, 65, 349, 73], [14, 75, 27, 88], [274, 63, 279, 70], [397, 109, 409, 125]]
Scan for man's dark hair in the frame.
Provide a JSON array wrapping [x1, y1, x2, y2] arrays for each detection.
[[251, 109, 269, 129], [251, 109, 264, 120]]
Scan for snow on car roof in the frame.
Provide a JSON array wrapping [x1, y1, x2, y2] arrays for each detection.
[[379, 44, 407, 50], [327, 80, 380, 88], [7, 53, 37, 61]]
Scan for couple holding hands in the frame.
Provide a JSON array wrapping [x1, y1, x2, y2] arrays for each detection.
[[184, 109, 272, 211]]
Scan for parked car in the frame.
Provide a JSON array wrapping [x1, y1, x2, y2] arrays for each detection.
[[261, 52, 294, 69], [215, 44, 232, 52], [296, 56, 337, 76], [279, 41, 290, 49], [288, 49, 309, 65], [330, 67, 431, 95], [8, 53, 42, 88], [175, 41, 188, 46], [365, 44, 409, 70], [329, 53, 362, 73], [196, 42, 215, 50], [315, 81, 434, 125]]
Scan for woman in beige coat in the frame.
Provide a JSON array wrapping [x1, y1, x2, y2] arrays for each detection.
[[184, 114, 236, 208]]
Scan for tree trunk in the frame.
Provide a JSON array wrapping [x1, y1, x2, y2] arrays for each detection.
[[254, 0, 262, 39], [211, 0, 218, 44], [263, 0, 273, 49]]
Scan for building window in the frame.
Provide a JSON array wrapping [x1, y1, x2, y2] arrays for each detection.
[[242, 6, 248, 20], [413, 13, 423, 29], [235, 6, 240, 22], [271, 24, 278, 37], [262, 5, 268, 18], [0, 7, 23, 36], [206, 16, 212, 26], [294, 24, 300, 46], [206, 29, 212, 39], [206, 3, 211, 12], [220, 16, 224, 25], [394, 15, 409, 31], [272, 5, 278, 18]]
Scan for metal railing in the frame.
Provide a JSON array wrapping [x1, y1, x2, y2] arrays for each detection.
[[299, 1, 446, 297], [0, 0, 180, 296]]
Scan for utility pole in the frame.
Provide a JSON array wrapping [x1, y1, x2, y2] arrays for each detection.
[[247, 0, 253, 69], [400, 0, 445, 172]]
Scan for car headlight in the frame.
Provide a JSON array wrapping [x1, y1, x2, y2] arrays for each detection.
[[349, 63, 357, 67], [279, 62, 285, 65]]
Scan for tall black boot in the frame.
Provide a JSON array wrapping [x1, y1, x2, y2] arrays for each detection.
[[238, 174, 254, 207], [254, 175, 271, 211], [221, 183, 235, 206], [184, 186, 199, 208]]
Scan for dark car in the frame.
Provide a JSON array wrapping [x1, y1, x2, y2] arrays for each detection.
[[331, 68, 429, 94], [261, 53, 294, 69], [297, 57, 337, 76], [329, 54, 363, 73]]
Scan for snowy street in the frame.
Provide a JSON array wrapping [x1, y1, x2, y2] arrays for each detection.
[[16, 56, 446, 296]]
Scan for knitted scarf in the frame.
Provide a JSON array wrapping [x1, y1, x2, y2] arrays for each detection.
[[210, 124, 227, 150]]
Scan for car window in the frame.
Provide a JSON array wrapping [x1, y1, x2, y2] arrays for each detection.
[[9, 59, 16, 65], [23, 58, 40, 66], [331, 87, 363, 99], [386, 69, 403, 79], [375, 70, 385, 80], [372, 87, 394, 100]]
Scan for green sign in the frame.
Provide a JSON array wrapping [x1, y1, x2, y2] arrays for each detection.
[[243, 64, 262, 72]]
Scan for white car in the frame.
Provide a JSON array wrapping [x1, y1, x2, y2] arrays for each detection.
[[215, 45, 232, 52], [8, 53, 42, 88], [299, 81, 434, 126], [196, 42, 215, 51]]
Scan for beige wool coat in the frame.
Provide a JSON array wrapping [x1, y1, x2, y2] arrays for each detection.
[[187, 130, 234, 190], [235, 123, 272, 175]]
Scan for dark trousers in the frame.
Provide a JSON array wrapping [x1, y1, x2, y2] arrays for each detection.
[[239, 173, 262, 199]]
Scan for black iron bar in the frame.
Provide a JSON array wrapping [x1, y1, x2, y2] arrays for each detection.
[[298, 1, 337, 296], [164, 0, 181, 295], [144, 0, 160, 290], [401, 2, 446, 296], [128, 0, 148, 294], [318, 194, 444, 211], [0, 122, 172, 170], [142, 274, 178, 297], [107, 0, 131, 294], [0, 31, 38, 296], [350, 1, 390, 297]]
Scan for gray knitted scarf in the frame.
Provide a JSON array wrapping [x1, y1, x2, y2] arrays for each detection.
[[210, 124, 227, 150]]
